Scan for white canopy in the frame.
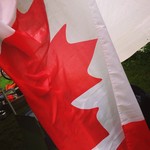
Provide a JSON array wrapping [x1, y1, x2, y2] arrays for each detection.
[[96, 0, 150, 61]]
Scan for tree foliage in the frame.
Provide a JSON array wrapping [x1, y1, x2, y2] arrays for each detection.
[[122, 43, 150, 93]]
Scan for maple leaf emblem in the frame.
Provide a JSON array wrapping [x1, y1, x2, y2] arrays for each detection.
[[49, 25, 124, 150], [47, 25, 109, 149], [49, 24, 125, 150]]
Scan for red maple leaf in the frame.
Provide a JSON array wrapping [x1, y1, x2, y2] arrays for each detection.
[[0, 0, 108, 149], [46, 25, 108, 149]]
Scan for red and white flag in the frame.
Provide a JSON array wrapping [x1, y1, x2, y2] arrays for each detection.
[[0, 0, 150, 149]]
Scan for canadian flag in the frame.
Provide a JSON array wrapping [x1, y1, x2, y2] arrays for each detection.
[[0, 0, 150, 150]]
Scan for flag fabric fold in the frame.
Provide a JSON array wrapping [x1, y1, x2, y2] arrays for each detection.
[[0, 0, 150, 149]]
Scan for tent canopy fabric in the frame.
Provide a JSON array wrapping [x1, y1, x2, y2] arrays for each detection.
[[96, 0, 150, 62]]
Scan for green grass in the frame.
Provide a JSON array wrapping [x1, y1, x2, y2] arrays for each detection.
[[122, 43, 150, 93], [0, 76, 13, 90]]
